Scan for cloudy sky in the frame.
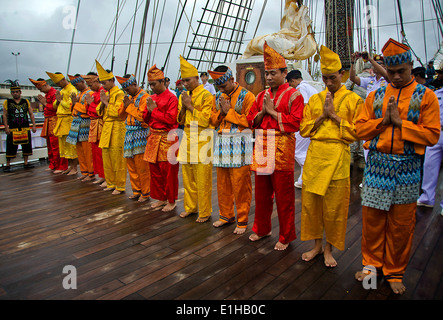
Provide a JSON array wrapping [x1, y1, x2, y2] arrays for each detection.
[[0, 0, 441, 87]]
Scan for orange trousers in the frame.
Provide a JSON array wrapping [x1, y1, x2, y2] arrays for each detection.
[[216, 166, 252, 229], [76, 141, 94, 177], [126, 153, 151, 198], [361, 202, 416, 283]]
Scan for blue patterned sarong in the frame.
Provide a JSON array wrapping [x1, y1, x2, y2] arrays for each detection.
[[67, 117, 91, 145], [361, 150, 422, 211], [124, 125, 149, 158]]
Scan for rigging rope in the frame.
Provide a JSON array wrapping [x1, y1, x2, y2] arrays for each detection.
[[66, 0, 81, 75]]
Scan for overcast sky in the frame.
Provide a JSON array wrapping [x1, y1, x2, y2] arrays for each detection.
[[0, 0, 441, 87]]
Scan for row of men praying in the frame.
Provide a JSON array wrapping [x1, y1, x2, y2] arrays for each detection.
[[2, 38, 441, 295]]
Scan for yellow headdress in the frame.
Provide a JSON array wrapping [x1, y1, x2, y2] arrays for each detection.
[[147, 64, 165, 81], [263, 41, 287, 70], [179, 55, 199, 78], [320, 45, 342, 74], [46, 71, 65, 84], [95, 60, 114, 81]]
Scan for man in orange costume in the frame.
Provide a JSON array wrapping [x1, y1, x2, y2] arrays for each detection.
[[67, 74, 95, 181], [355, 38, 440, 294], [209, 65, 255, 234], [246, 42, 304, 250], [117, 74, 151, 202], [143, 65, 179, 212]]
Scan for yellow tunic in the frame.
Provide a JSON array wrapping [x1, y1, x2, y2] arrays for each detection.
[[53, 83, 78, 159], [300, 85, 363, 196], [177, 84, 213, 218], [300, 85, 363, 250], [96, 86, 126, 191]]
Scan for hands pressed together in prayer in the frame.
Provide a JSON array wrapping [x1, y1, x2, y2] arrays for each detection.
[[180, 91, 194, 113], [380, 96, 403, 129], [312, 92, 341, 131], [71, 92, 78, 105], [146, 97, 157, 112], [85, 93, 94, 106]]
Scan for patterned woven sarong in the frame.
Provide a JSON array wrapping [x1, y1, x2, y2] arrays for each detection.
[[213, 127, 253, 168], [67, 117, 90, 145], [361, 150, 422, 211], [124, 125, 149, 158]]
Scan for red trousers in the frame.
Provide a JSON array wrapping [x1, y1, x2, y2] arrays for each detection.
[[252, 171, 296, 244], [47, 134, 67, 170], [149, 161, 179, 203], [91, 141, 104, 178]]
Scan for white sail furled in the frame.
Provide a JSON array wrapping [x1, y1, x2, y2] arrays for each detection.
[[242, 0, 317, 60]]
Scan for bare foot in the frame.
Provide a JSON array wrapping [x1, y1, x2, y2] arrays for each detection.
[[151, 200, 167, 208], [53, 170, 63, 174], [233, 227, 246, 235], [93, 178, 105, 184], [77, 175, 86, 180], [128, 194, 140, 200], [324, 243, 337, 267], [274, 241, 289, 251], [213, 220, 230, 228], [112, 190, 122, 195], [249, 232, 272, 242], [179, 211, 195, 218], [104, 187, 114, 191], [82, 176, 94, 182], [138, 196, 149, 203], [196, 216, 210, 223], [100, 181, 107, 188], [355, 270, 371, 282], [389, 281, 406, 295], [302, 242, 323, 262], [161, 202, 176, 212], [67, 170, 77, 176], [62, 169, 70, 174]]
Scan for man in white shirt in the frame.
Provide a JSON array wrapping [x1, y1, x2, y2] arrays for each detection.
[[286, 69, 318, 188], [200, 72, 216, 95], [417, 86, 443, 215]]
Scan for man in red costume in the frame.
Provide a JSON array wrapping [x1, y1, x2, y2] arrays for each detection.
[[29, 78, 67, 173], [246, 42, 304, 250], [143, 65, 179, 212]]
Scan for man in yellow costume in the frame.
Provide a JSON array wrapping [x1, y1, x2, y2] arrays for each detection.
[[299, 46, 363, 267], [95, 60, 127, 195], [209, 65, 255, 234], [117, 74, 151, 202], [66, 74, 95, 181], [355, 39, 440, 295], [177, 56, 214, 223], [46, 71, 78, 175]]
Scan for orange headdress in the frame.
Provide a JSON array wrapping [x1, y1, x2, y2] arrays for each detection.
[[147, 64, 165, 81], [263, 41, 287, 70], [381, 38, 412, 66], [29, 78, 47, 89], [115, 74, 137, 89]]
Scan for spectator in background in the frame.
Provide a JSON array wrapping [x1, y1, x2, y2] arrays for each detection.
[[200, 72, 216, 95]]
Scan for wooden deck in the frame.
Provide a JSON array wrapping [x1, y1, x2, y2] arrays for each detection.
[[0, 159, 442, 304]]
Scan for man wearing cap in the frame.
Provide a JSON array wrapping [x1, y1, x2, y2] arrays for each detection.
[[209, 65, 255, 234], [2, 80, 37, 172], [117, 73, 151, 202], [246, 42, 304, 251], [29, 78, 67, 173], [355, 38, 440, 294], [66, 74, 95, 181], [143, 65, 179, 211], [95, 60, 127, 195], [300, 45, 363, 266], [200, 72, 216, 95], [429, 64, 443, 90], [286, 69, 318, 188], [47, 71, 78, 175], [177, 55, 214, 223], [350, 52, 388, 96], [83, 72, 106, 186], [175, 79, 186, 99]]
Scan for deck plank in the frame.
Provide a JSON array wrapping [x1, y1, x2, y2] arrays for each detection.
[[0, 160, 442, 302]]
